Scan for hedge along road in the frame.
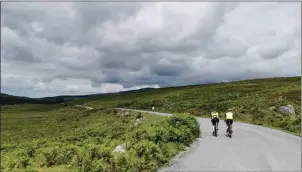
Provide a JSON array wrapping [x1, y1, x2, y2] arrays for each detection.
[[118, 108, 301, 171]]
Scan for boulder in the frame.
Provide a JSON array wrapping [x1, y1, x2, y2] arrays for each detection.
[[84, 106, 93, 110], [278, 96, 283, 101], [279, 105, 295, 115], [134, 116, 146, 126], [113, 144, 126, 153], [118, 111, 128, 116], [268, 106, 276, 111], [135, 119, 141, 126]]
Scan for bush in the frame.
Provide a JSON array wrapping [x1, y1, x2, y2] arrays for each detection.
[[38, 145, 80, 167], [168, 114, 200, 138]]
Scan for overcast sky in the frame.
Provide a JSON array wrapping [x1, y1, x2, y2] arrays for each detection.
[[1, 2, 301, 98]]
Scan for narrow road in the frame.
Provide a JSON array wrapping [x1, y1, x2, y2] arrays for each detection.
[[118, 108, 301, 171], [75, 104, 94, 110]]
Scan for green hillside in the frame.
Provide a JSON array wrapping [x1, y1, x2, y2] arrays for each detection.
[[76, 76, 301, 135], [1, 104, 199, 171], [0, 88, 156, 105]]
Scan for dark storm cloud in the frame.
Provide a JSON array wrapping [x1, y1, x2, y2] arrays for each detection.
[[1, 2, 300, 98]]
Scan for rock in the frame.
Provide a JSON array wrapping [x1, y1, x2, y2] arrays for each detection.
[[113, 144, 126, 153], [279, 105, 295, 114], [134, 116, 146, 126], [269, 106, 276, 110], [84, 106, 93, 110], [278, 96, 283, 101], [135, 119, 141, 126], [118, 111, 127, 116], [137, 117, 145, 122]]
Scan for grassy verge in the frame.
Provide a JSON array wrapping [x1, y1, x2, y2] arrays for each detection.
[[1, 104, 200, 172], [71, 77, 300, 136], [231, 117, 300, 136]]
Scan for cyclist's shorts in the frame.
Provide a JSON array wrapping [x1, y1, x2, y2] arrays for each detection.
[[226, 119, 233, 126], [211, 117, 219, 125]]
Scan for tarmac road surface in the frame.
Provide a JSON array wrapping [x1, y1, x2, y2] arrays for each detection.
[[118, 108, 301, 171]]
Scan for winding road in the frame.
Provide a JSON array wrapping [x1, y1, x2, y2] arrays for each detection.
[[118, 108, 301, 171]]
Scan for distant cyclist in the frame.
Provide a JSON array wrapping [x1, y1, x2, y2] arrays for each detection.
[[225, 110, 234, 133], [211, 111, 219, 134]]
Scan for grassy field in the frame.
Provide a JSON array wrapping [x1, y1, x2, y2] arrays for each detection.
[[71, 76, 301, 136], [1, 104, 200, 172]]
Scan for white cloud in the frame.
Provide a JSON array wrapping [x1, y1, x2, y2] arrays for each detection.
[[1, 2, 300, 97]]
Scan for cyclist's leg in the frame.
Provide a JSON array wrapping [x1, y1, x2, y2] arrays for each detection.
[[211, 119, 215, 132], [217, 118, 219, 130], [226, 119, 230, 132], [214, 119, 218, 134], [230, 119, 233, 131]]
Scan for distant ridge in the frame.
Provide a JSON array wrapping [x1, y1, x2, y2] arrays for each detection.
[[1, 87, 156, 105], [1, 76, 300, 105]]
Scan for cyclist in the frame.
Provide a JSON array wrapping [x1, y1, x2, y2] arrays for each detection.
[[211, 111, 219, 135], [225, 110, 234, 133]]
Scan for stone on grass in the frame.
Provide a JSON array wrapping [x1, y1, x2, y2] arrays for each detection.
[[269, 106, 276, 111], [279, 105, 295, 115], [113, 144, 126, 153]]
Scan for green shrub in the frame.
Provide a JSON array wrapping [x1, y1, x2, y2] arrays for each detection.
[[147, 126, 169, 144], [168, 114, 200, 138], [91, 159, 111, 172], [132, 140, 165, 162]]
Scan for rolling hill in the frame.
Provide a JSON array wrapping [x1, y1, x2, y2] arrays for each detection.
[[1, 76, 301, 135], [72, 76, 301, 135]]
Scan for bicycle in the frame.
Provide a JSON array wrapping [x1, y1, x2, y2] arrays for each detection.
[[226, 123, 233, 138]]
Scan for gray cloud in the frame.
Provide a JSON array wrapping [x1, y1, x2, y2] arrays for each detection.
[[1, 2, 301, 98], [204, 33, 249, 59]]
